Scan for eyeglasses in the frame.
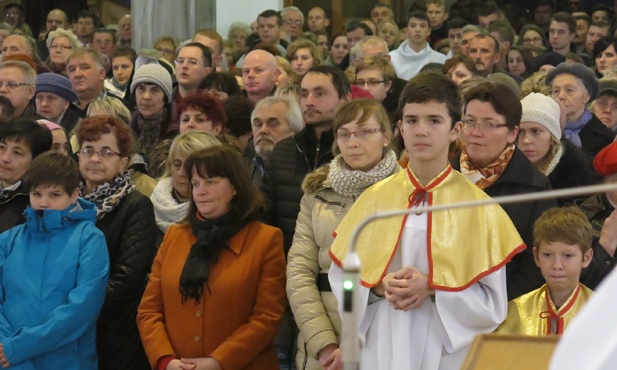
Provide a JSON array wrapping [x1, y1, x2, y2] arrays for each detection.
[[523, 37, 543, 45], [174, 57, 204, 67], [4, 13, 18, 19], [462, 119, 508, 131], [354, 80, 386, 88], [285, 19, 302, 26], [337, 128, 383, 141], [0, 81, 29, 90], [157, 48, 174, 55], [79, 147, 122, 159], [50, 44, 72, 50]]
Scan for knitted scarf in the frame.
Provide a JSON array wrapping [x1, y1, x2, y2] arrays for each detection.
[[80, 171, 136, 220], [460, 144, 515, 190], [563, 110, 592, 148], [179, 210, 249, 303], [329, 149, 399, 198], [136, 108, 167, 157], [150, 177, 189, 233]]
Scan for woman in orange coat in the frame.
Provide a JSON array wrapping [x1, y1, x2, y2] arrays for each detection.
[[137, 145, 286, 370]]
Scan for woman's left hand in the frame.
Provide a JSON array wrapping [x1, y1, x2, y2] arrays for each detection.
[[181, 357, 222, 370]]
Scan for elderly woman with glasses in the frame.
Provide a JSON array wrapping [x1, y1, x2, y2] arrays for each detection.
[[451, 82, 556, 300], [287, 99, 399, 370], [77, 115, 157, 370], [45, 28, 80, 76]]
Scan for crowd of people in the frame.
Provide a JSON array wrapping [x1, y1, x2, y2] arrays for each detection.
[[0, 0, 615, 369]]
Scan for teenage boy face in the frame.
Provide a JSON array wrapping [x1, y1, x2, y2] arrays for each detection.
[[534, 241, 592, 296], [406, 17, 431, 45], [30, 185, 79, 210], [398, 101, 460, 169]]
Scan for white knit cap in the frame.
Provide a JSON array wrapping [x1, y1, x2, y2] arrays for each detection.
[[520, 93, 562, 140], [130, 63, 173, 101]]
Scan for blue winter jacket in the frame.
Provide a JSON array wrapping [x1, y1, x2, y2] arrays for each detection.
[[0, 199, 109, 370]]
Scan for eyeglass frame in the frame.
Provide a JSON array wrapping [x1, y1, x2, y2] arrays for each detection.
[[284, 19, 302, 26], [336, 127, 384, 141], [78, 147, 123, 159], [49, 43, 73, 51], [353, 80, 387, 88], [174, 57, 205, 67], [0, 81, 30, 90], [462, 118, 509, 131]]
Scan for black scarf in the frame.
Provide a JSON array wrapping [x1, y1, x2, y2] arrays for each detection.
[[179, 210, 249, 303]]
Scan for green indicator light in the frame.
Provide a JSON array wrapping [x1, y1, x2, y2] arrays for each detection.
[[343, 280, 353, 290]]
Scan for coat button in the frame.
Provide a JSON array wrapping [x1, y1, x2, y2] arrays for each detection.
[[195, 310, 202, 317], [194, 335, 200, 342]]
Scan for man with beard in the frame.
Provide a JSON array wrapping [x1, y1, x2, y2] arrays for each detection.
[[249, 96, 303, 186], [261, 65, 350, 370]]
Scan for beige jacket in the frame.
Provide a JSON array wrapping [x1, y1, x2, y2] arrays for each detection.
[[287, 165, 352, 370]]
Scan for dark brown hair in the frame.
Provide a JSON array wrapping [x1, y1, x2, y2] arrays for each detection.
[[24, 151, 79, 194], [183, 145, 264, 221], [463, 81, 522, 130]]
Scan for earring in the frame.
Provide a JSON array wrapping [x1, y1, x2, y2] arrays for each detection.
[[383, 143, 388, 147]]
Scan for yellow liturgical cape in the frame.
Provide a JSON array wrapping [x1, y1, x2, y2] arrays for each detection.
[[329, 164, 526, 289], [497, 283, 593, 336]]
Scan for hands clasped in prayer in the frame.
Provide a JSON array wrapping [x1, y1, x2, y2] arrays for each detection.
[[376, 266, 433, 311]]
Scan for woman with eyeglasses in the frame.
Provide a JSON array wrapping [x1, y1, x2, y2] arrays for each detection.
[[451, 82, 556, 300], [44, 28, 80, 76], [153, 36, 178, 66], [287, 39, 322, 84], [76, 115, 156, 370], [287, 99, 400, 370], [518, 25, 548, 49]]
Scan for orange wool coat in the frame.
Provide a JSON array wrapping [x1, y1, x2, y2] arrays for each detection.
[[137, 221, 286, 370]]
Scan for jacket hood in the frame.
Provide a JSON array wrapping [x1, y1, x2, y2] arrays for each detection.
[[302, 164, 330, 194], [24, 198, 97, 232]]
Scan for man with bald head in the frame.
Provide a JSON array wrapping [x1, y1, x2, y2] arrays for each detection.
[[242, 49, 280, 104], [308, 7, 330, 33], [2, 34, 38, 63], [37, 9, 68, 61]]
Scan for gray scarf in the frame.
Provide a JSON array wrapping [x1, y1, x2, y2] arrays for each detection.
[[329, 149, 399, 198]]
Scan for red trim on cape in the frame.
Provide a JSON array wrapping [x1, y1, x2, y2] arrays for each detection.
[[542, 283, 581, 335], [329, 163, 522, 291]]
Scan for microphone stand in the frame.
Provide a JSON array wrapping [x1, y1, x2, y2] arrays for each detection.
[[340, 182, 617, 370]]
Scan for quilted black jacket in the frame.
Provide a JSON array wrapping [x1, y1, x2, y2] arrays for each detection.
[[95, 190, 157, 370], [0, 182, 28, 234]]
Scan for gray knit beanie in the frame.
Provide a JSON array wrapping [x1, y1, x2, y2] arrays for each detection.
[[520, 93, 562, 140], [130, 63, 173, 101]]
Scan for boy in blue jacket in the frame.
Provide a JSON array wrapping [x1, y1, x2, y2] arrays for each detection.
[[0, 152, 109, 370]]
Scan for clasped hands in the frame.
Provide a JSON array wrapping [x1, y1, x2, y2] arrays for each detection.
[[373, 266, 433, 311], [166, 357, 221, 370]]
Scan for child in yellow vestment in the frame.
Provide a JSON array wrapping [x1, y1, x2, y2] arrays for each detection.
[[497, 207, 594, 336]]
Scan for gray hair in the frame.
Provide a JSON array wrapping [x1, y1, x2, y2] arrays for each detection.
[[281, 6, 304, 24], [227, 22, 251, 40], [251, 96, 303, 133], [462, 24, 483, 35], [46, 27, 82, 50], [357, 36, 389, 58], [0, 60, 36, 85]]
